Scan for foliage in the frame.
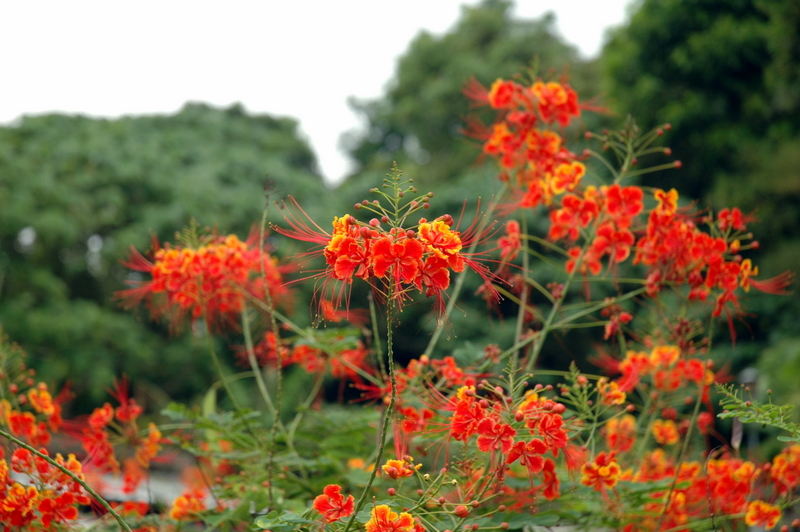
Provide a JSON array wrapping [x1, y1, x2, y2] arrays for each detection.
[[0, 2, 799, 531], [337, 0, 608, 367], [2, 61, 796, 531], [0, 103, 327, 404], [601, 0, 800, 379], [342, 0, 601, 186], [717, 384, 800, 443]]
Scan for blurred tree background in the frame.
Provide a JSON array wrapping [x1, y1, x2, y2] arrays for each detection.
[[600, 0, 800, 407], [0, 0, 797, 413], [0, 103, 328, 408]]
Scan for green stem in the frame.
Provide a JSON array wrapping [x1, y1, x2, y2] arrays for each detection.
[[205, 331, 244, 414], [259, 208, 285, 509], [423, 182, 508, 357], [0, 428, 132, 532], [343, 294, 398, 532], [549, 288, 646, 329], [522, 245, 586, 373], [287, 371, 327, 443], [241, 303, 279, 421], [513, 216, 530, 359], [656, 382, 705, 531], [369, 292, 386, 380]]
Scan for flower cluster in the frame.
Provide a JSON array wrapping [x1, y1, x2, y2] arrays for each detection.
[[465, 76, 587, 208], [276, 168, 496, 318], [0, 338, 66, 450], [121, 232, 290, 330], [80, 378, 163, 495], [0, 448, 90, 529], [635, 197, 793, 316]]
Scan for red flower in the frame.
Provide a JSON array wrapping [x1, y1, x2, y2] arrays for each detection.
[[449, 386, 485, 441], [372, 235, 424, 286], [365, 505, 415, 532], [528, 412, 568, 454], [119, 233, 289, 331], [605, 415, 636, 453], [744, 500, 781, 530], [498, 220, 521, 261], [506, 438, 548, 475], [476, 417, 517, 454], [540, 458, 561, 500], [581, 451, 622, 491], [313, 484, 355, 523]]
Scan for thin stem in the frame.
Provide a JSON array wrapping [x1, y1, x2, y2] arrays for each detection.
[[241, 303, 279, 421], [656, 383, 705, 530], [0, 428, 132, 532], [424, 181, 508, 357], [524, 275, 556, 304], [343, 292, 398, 532], [260, 207, 285, 510], [521, 245, 587, 373], [287, 371, 327, 443], [205, 331, 244, 413], [550, 288, 646, 329], [369, 292, 386, 380], [513, 216, 530, 359]]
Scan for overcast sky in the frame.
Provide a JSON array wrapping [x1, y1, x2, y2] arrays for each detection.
[[1, 1, 632, 184]]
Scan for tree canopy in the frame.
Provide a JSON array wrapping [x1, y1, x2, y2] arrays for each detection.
[[0, 103, 326, 405]]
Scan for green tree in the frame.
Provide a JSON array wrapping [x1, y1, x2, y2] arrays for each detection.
[[601, 0, 800, 368], [0, 103, 327, 407], [342, 0, 601, 189]]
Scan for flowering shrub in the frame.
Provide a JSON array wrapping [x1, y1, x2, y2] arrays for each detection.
[[0, 70, 797, 532]]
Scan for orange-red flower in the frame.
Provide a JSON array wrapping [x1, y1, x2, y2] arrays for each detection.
[[169, 489, 207, 520], [3, 448, 90, 528], [771, 444, 800, 494], [365, 505, 415, 532], [498, 220, 521, 261], [581, 451, 622, 491], [276, 197, 497, 320], [596, 378, 627, 406], [506, 438, 548, 475], [652, 419, 680, 446], [313, 484, 355, 523], [744, 500, 781, 530], [120, 233, 289, 330], [476, 417, 517, 454], [605, 415, 636, 453], [381, 458, 418, 479]]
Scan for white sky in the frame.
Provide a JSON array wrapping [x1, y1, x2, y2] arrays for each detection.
[[1, 1, 632, 184]]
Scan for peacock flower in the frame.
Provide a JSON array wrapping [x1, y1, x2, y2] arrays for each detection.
[[119, 232, 290, 331]]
